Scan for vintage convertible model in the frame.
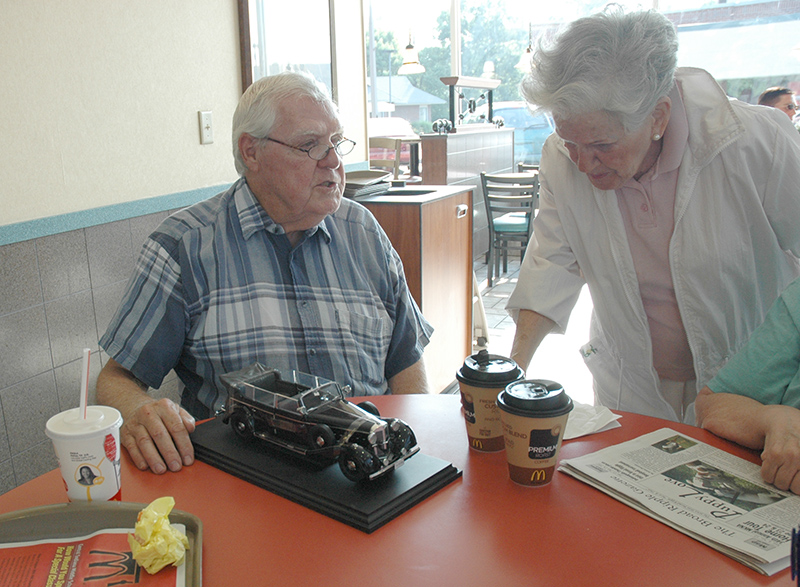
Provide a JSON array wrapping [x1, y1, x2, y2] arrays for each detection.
[[220, 364, 419, 482]]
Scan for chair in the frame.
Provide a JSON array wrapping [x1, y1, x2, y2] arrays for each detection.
[[517, 162, 539, 173], [368, 137, 403, 180], [480, 171, 539, 287]]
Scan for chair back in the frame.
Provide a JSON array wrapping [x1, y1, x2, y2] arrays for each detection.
[[368, 137, 402, 179], [517, 162, 539, 174], [480, 172, 539, 238]]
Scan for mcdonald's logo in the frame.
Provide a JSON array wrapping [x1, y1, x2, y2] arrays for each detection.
[[530, 469, 547, 483], [472, 439, 483, 449]]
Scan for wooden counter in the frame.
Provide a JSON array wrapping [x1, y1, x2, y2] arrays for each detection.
[[358, 186, 473, 393], [421, 126, 514, 257]]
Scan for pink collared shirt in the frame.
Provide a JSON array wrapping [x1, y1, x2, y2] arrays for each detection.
[[615, 83, 695, 382]]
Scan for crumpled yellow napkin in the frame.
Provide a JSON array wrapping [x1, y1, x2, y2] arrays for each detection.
[[128, 496, 189, 574]]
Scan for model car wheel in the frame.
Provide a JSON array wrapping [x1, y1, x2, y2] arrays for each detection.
[[388, 418, 416, 456], [229, 409, 254, 440], [308, 424, 336, 449], [338, 443, 379, 482], [357, 401, 380, 417]]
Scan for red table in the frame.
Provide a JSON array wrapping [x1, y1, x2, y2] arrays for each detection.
[[0, 395, 787, 586]]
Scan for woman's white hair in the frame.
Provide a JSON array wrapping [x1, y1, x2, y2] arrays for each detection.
[[521, 6, 678, 131], [232, 71, 338, 175]]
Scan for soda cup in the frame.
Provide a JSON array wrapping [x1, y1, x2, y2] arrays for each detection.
[[45, 406, 123, 502]]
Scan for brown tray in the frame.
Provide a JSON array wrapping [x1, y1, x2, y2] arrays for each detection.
[[0, 501, 202, 585], [345, 169, 392, 186]]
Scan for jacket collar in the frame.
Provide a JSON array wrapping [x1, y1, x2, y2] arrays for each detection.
[[673, 67, 744, 167]]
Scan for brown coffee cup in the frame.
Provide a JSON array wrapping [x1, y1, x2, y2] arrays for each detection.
[[497, 380, 573, 486], [456, 350, 523, 452]]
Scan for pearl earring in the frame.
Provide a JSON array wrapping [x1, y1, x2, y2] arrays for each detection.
[[653, 134, 662, 141]]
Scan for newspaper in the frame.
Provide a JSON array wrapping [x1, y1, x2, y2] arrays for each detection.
[[559, 428, 800, 576]]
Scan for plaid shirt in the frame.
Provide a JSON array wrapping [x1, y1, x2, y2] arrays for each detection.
[[100, 178, 432, 417]]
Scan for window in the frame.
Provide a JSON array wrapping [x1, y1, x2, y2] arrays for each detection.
[[367, 0, 800, 131], [239, 0, 333, 93]]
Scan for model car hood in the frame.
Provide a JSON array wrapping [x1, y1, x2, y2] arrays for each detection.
[[310, 400, 383, 434]]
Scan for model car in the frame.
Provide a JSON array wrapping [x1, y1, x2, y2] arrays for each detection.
[[220, 363, 419, 482]]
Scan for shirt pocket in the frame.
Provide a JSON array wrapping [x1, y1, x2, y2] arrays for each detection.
[[580, 337, 623, 409], [336, 308, 393, 388]]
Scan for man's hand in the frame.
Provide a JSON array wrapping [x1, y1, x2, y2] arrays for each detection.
[[97, 358, 195, 474], [121, 398, 196, 474], [759, 405, 800, 493], [697, 387, 800, 494]]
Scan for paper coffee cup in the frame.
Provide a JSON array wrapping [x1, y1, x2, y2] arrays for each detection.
[[497, 380, 573, 486], [45, 406, 123, 502], [457, 350, 523, 452]]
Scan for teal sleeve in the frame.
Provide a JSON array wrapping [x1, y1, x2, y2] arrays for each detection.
[[707, 290, 800, 407]]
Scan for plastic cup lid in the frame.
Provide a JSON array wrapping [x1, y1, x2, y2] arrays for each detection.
[[456, 349, 523, 387], [45, 406, 122, 440], [497, 379, 573, 417]]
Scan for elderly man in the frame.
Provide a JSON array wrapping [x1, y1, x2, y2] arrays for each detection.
[[97, 71, 432, 475], [757, 87, 798, 120], [696, 276, 800, 495]]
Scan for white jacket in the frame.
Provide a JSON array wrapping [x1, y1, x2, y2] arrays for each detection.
[[508, 68, 800, 422]]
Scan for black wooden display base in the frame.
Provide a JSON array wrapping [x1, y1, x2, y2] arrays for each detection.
[[191, 417, 462, 533]]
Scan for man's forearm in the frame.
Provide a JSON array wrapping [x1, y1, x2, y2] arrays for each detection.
[[96, 358, 152, 421], [697, 387, 800, 494], [510, 309, 557, 372], [388, 358, 431, 395], [695, 387, 768, 449]]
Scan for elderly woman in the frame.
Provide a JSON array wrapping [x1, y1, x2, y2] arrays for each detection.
[[508, 8, 800, 423]]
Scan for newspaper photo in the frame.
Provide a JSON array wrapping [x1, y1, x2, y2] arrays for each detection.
[[559, 428, 800, 576]]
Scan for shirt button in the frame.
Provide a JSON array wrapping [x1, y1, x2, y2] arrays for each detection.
[[309, 349, 317, 356], [641, 204, 649, 212]]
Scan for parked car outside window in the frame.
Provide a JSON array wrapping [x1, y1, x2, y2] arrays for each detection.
[[464, 101, 555, 165]]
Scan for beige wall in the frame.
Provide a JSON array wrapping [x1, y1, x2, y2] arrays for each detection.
[[1, 0, 368, 229]]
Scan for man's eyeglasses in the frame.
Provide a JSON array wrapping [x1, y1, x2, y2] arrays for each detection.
[[265, 137, 356, 161]]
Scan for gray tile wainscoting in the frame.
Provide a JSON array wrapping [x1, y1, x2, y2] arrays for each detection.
[[0, 212, 182, 494]]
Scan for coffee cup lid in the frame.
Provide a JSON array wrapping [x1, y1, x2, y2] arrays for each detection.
[[497, 380, 573, 418], [456, 349, 523, 387]]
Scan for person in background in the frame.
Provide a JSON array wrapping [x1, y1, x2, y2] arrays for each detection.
[[696, 276, 800, 495], [97, 71, 433, 475], [757, 86, 797, 120], [507, 7, 800, 424]]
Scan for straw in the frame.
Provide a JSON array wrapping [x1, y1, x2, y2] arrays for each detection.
[[80, 348, 91, 420]]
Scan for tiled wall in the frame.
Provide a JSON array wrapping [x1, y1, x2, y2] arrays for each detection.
[[0, 212, 182, 494]]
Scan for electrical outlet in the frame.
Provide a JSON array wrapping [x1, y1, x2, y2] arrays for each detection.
[[198, 111, 213, 145]]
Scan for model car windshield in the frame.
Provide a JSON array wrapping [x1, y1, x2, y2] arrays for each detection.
[[299, 383, 340, 411]]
